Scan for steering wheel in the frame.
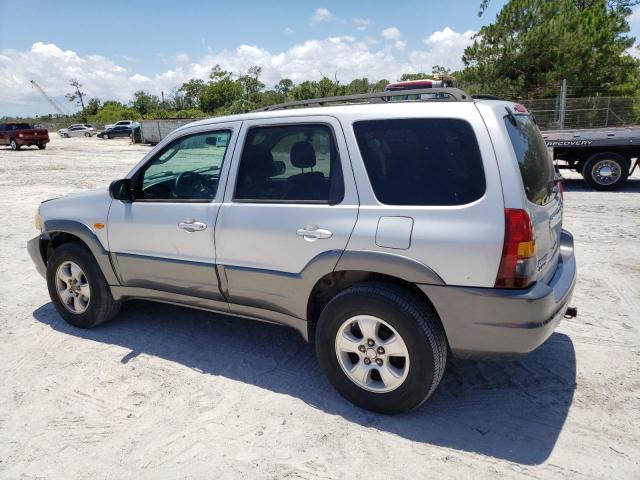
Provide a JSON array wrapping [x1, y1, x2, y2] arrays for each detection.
[[173, 171, 214, 199]]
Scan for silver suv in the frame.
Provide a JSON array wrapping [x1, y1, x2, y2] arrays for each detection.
[[28, 89, 577, 413]]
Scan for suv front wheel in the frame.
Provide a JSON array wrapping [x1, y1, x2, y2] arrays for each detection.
[[46, 242, 121, 328], [315, 283, 447, 414]]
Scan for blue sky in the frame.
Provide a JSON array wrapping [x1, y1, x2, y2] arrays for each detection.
[[1, 0, 638, 116]]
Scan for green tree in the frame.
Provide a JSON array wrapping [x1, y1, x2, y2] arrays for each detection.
[[480, 0, 639, 15], [84, 98, 101, 116], [346, 78, 372, 94], [317, 77, 337, 97], [431, 65, 452, 76], [238, 65, 265, 99], [65, 79, 87, 122], [200, 65, 243, 113], [291, 80, 320, 100], [178, 79, 207, 109], [462, 0, 640, 97], [275, 78, 294, 96], [88, 103, 140, 127], [131, 91, 161, 117], [372, 79, 390, 92], [400, 73, 429, 81]]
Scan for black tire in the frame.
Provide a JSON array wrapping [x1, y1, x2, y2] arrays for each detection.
[[46, 242, 121, 328], [37, 144, 46, 150], [84, 132, 91, 137], [582, 152, 629, 191], [315, 282, 447, 414], [10, 139, 20, 150], [64, 133, 70, 138], [105, 134, 111, 140]]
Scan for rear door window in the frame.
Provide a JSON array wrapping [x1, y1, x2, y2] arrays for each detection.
[[353, 119, 485, 205], [234, 124, 344, 203], [504, 114, 555, 205]]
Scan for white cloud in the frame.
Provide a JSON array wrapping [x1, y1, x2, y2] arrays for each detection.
[[129, 73, 151, 83], [310, 8, 333, 24], [381, 27, 401, 41], [1, 29, 477, 116], [627, 46, 640, 59], [175, 52, 189, 63], [0, 42, 139, 115], [414, 27, 476, 70], [284, 27, 295, 34], [630, 4, 640, 24], [353, 17, 372, 31]]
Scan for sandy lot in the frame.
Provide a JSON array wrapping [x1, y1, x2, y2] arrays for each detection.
[[0, 136, 639, 479]]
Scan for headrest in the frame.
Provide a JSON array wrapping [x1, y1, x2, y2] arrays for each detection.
[[241, 145, 276, 179], [290, 141, 316, 169]]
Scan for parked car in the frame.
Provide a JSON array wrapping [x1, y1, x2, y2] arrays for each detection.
[[0, 122, 50, 150], [27, 88, 577, 414], [97, 125, 132, 139], [104, 120, 134, 130], [58, 125, 95, 138]]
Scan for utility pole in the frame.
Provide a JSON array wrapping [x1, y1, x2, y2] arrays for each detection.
[[559, 79, 567, 130]]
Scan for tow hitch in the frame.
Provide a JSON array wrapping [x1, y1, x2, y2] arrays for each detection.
[[564, 306, 578, 319]]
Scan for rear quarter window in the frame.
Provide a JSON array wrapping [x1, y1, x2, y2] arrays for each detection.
[[353, 118, 486, 205], [504, 114, 555, 205]]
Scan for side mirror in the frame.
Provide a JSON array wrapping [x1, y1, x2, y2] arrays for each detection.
[[109, 179, 134, 202], [273, 160, 286, 176]]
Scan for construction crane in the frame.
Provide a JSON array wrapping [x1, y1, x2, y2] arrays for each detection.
[[30, 80, 67, 116]]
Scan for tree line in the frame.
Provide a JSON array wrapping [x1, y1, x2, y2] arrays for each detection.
[[5, 0, 640, 127]]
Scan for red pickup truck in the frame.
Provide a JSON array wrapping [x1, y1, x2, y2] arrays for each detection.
[[0, 122, 50, 150]]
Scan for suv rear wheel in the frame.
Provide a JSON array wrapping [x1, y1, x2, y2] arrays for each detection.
[[46, 242, 121, 328], [10, 139, 19, 150], [315, 282, 447, 414]]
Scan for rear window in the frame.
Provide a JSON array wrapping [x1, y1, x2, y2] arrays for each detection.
[[7, 123, 32, 131], [504, 114, 555, 205], [353, 119, 486, 205]]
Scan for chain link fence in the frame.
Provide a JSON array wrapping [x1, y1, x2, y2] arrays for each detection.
[[521, 96, 640, 130]]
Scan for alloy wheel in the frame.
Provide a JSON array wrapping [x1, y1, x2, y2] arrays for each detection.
[[335, 315, 410, 393], [55, 261, 91, 314]]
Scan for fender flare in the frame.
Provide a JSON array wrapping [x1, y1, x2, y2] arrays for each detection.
[[335, 250, 445, 286], [43, 219, 120, 285]]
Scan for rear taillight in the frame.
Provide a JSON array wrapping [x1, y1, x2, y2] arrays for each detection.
[[494, 209, 536, 289]]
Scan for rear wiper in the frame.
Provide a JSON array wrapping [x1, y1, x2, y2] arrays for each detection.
[[505, 106, 518, 126]]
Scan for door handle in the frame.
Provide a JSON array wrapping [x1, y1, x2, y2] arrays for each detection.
[[296, 225, 333, 242], [179, 219, 207, 232]]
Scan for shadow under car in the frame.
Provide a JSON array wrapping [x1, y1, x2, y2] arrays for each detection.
[[33, 299, 576, 465]]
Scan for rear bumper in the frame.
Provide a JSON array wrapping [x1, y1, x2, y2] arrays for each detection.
[[27, 235, 47, 278], [420, 230, 577, 359], [16, 137, 50, 145]]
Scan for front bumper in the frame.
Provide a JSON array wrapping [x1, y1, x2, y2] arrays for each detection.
[[420, 230, 577, 359], [27, 235, 47, 278]]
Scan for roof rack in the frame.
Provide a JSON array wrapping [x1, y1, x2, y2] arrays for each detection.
[[253, 87, 472, 112], [471, 94, 502, 100]]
